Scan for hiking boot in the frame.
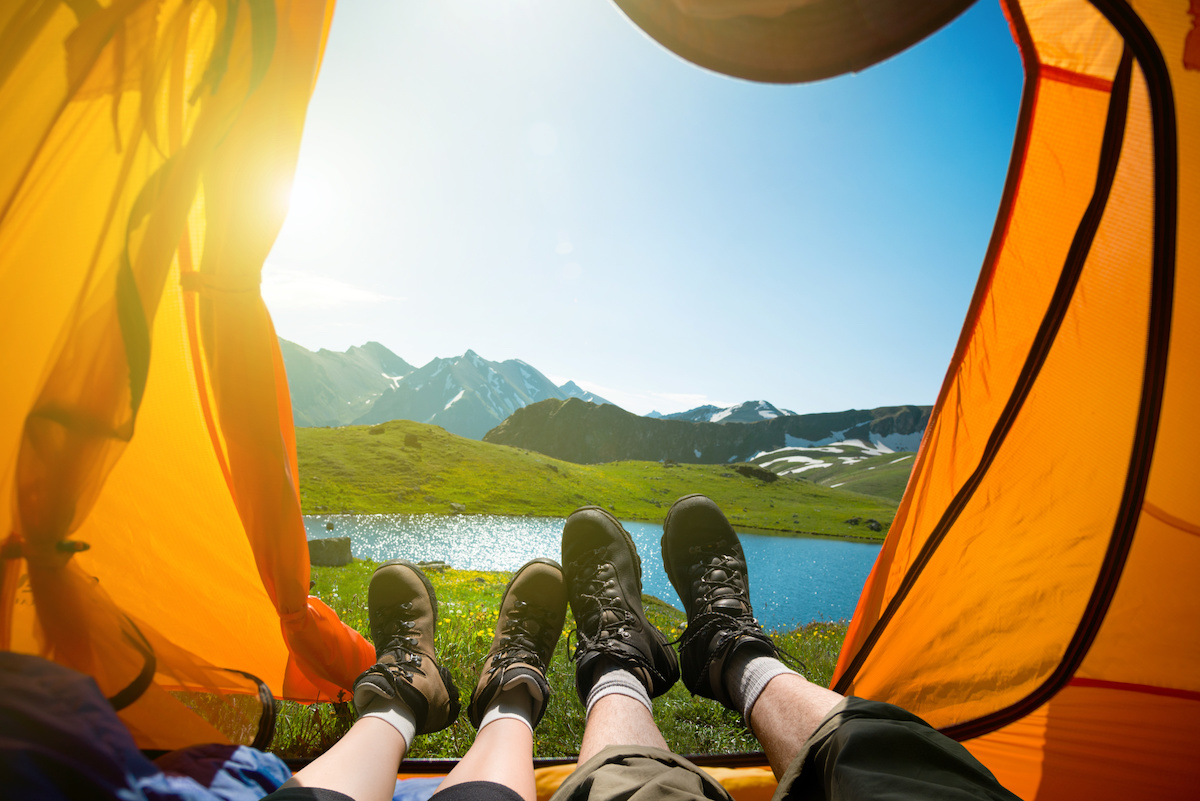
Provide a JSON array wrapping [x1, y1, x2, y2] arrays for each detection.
[[468, 558, 567, 729], [353, 560, 461, 733], [662, 494, 779, 708], [562, 506, 679, 704]]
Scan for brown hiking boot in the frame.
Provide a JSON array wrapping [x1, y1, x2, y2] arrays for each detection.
[[468, 558, 567, 729], [353, 560, 461, 733], [662, 494, 779, 708], [563, 507, 679, 704]]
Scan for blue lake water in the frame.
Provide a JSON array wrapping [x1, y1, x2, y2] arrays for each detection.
[[304, 515, 880, 632]]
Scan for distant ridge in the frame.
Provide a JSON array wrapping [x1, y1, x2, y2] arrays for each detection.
[[483, 398, 930, 465], [657, 400, 797, 424], [280, 339, 612, 437]]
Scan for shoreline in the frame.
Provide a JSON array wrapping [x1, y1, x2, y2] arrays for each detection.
[[302, 508, 886, 544]]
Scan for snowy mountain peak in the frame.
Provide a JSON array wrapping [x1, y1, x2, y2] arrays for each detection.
[[655, 400, 795, 424], [353, 350, 615, 439]]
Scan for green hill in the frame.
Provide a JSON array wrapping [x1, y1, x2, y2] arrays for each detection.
[[296, 420, 897, 539], [748, 446, 916, 502], [808, 452, 916, 499]]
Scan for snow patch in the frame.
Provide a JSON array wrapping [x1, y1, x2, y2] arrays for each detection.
[[876, 431, 924, 452], [889, 455, 914, 465], [710, 408, 733, 423], [757, 410, 778, 419], [830, 482, 846, 488], [838, 439, 891, 457], [443, 389, 465, 410], [761, 455, 829, 470], [779, 462, 833, 475]]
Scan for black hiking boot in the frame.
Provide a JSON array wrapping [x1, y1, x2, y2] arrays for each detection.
[[562, 506, 679, 704], [353, 560, 461, 733], [662, 494, 779, 708], [468, 558, 567, 729]]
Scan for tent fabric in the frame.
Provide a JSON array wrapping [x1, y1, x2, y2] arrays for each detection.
[[0, 0, 372, 751], [827, 1, 1198, 799]]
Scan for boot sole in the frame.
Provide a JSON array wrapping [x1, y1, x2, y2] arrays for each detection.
[[660, 493, 715, 609], [470, 558, 564, 728], [566, 506, 678, 697], [566, 506, 643, 592], [374, 559, 438, 630], [501, 557, 565, 599]]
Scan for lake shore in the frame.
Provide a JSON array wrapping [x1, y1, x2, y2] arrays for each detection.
[[306, 508, 887, 544], [297, 421, 895, 542]]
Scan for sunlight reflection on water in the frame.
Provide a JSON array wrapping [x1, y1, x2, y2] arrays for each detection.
[[305, 514, 880, 631]]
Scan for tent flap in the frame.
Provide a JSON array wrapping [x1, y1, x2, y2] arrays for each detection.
[[831, 1, 1198, 798], [0, 0, 368, 750]]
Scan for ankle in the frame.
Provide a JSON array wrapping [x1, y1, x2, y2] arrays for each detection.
[[358, 694, 418, 748], [723, 646, 798, 727], [478, 685, 535, 733], [585, 663, 653, 717]]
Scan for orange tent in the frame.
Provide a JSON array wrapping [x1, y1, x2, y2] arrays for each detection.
[[1, 0, 1196, 799], [0, 0, 370, 750], [828, 2, 1200, 799]]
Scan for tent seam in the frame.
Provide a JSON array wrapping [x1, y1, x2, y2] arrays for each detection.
[[835, 37, 1138, 704]]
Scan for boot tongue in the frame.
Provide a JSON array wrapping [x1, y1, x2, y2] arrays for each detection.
[[705, 562, 749, 614], [599, 608, 624, 628], [711, 597, 748, 614]]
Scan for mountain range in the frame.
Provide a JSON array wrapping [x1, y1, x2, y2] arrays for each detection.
[[278, 339, 414, 427], [279, 339, 930, 460], [483, 398, 930, 465], [278, 339, 612, 437]]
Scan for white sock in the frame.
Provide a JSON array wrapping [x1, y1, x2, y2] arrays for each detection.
[[359, 694, 418, 748], [585, 663, 653, 717], [478, 683, 536, 734], [725, 648, 799, 728]]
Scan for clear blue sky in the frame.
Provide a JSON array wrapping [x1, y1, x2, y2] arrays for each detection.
[[265, 0, 1024, 416]]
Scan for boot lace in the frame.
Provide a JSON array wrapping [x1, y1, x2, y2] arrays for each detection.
[[489, 599, 557, 673], [374, 600, 428, 681], [565, 548, 653, 668], [677, 544, 805, 674], [687, 544, 752, 613]]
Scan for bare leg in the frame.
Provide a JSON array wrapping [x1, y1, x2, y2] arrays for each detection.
[[279, 716, 407, 801], [436, 718, 538, 801], [578, 693, 669, 765], [748, 673, 843, 779]]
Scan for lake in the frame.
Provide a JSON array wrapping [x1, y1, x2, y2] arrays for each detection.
[[304, 514, 880, 632]]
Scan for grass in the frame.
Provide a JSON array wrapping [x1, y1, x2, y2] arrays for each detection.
[[807, 452, 917, 501], [296, 421, 896, 540], [749, 448, 916, 503], [270, 561, 849, 760]]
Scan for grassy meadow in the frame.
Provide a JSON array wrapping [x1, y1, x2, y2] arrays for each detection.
[[270, 560, 849, 760], [296, 421, 897, 540]]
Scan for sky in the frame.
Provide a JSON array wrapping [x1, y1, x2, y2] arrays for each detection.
[[264, 0, 1024, 416]]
